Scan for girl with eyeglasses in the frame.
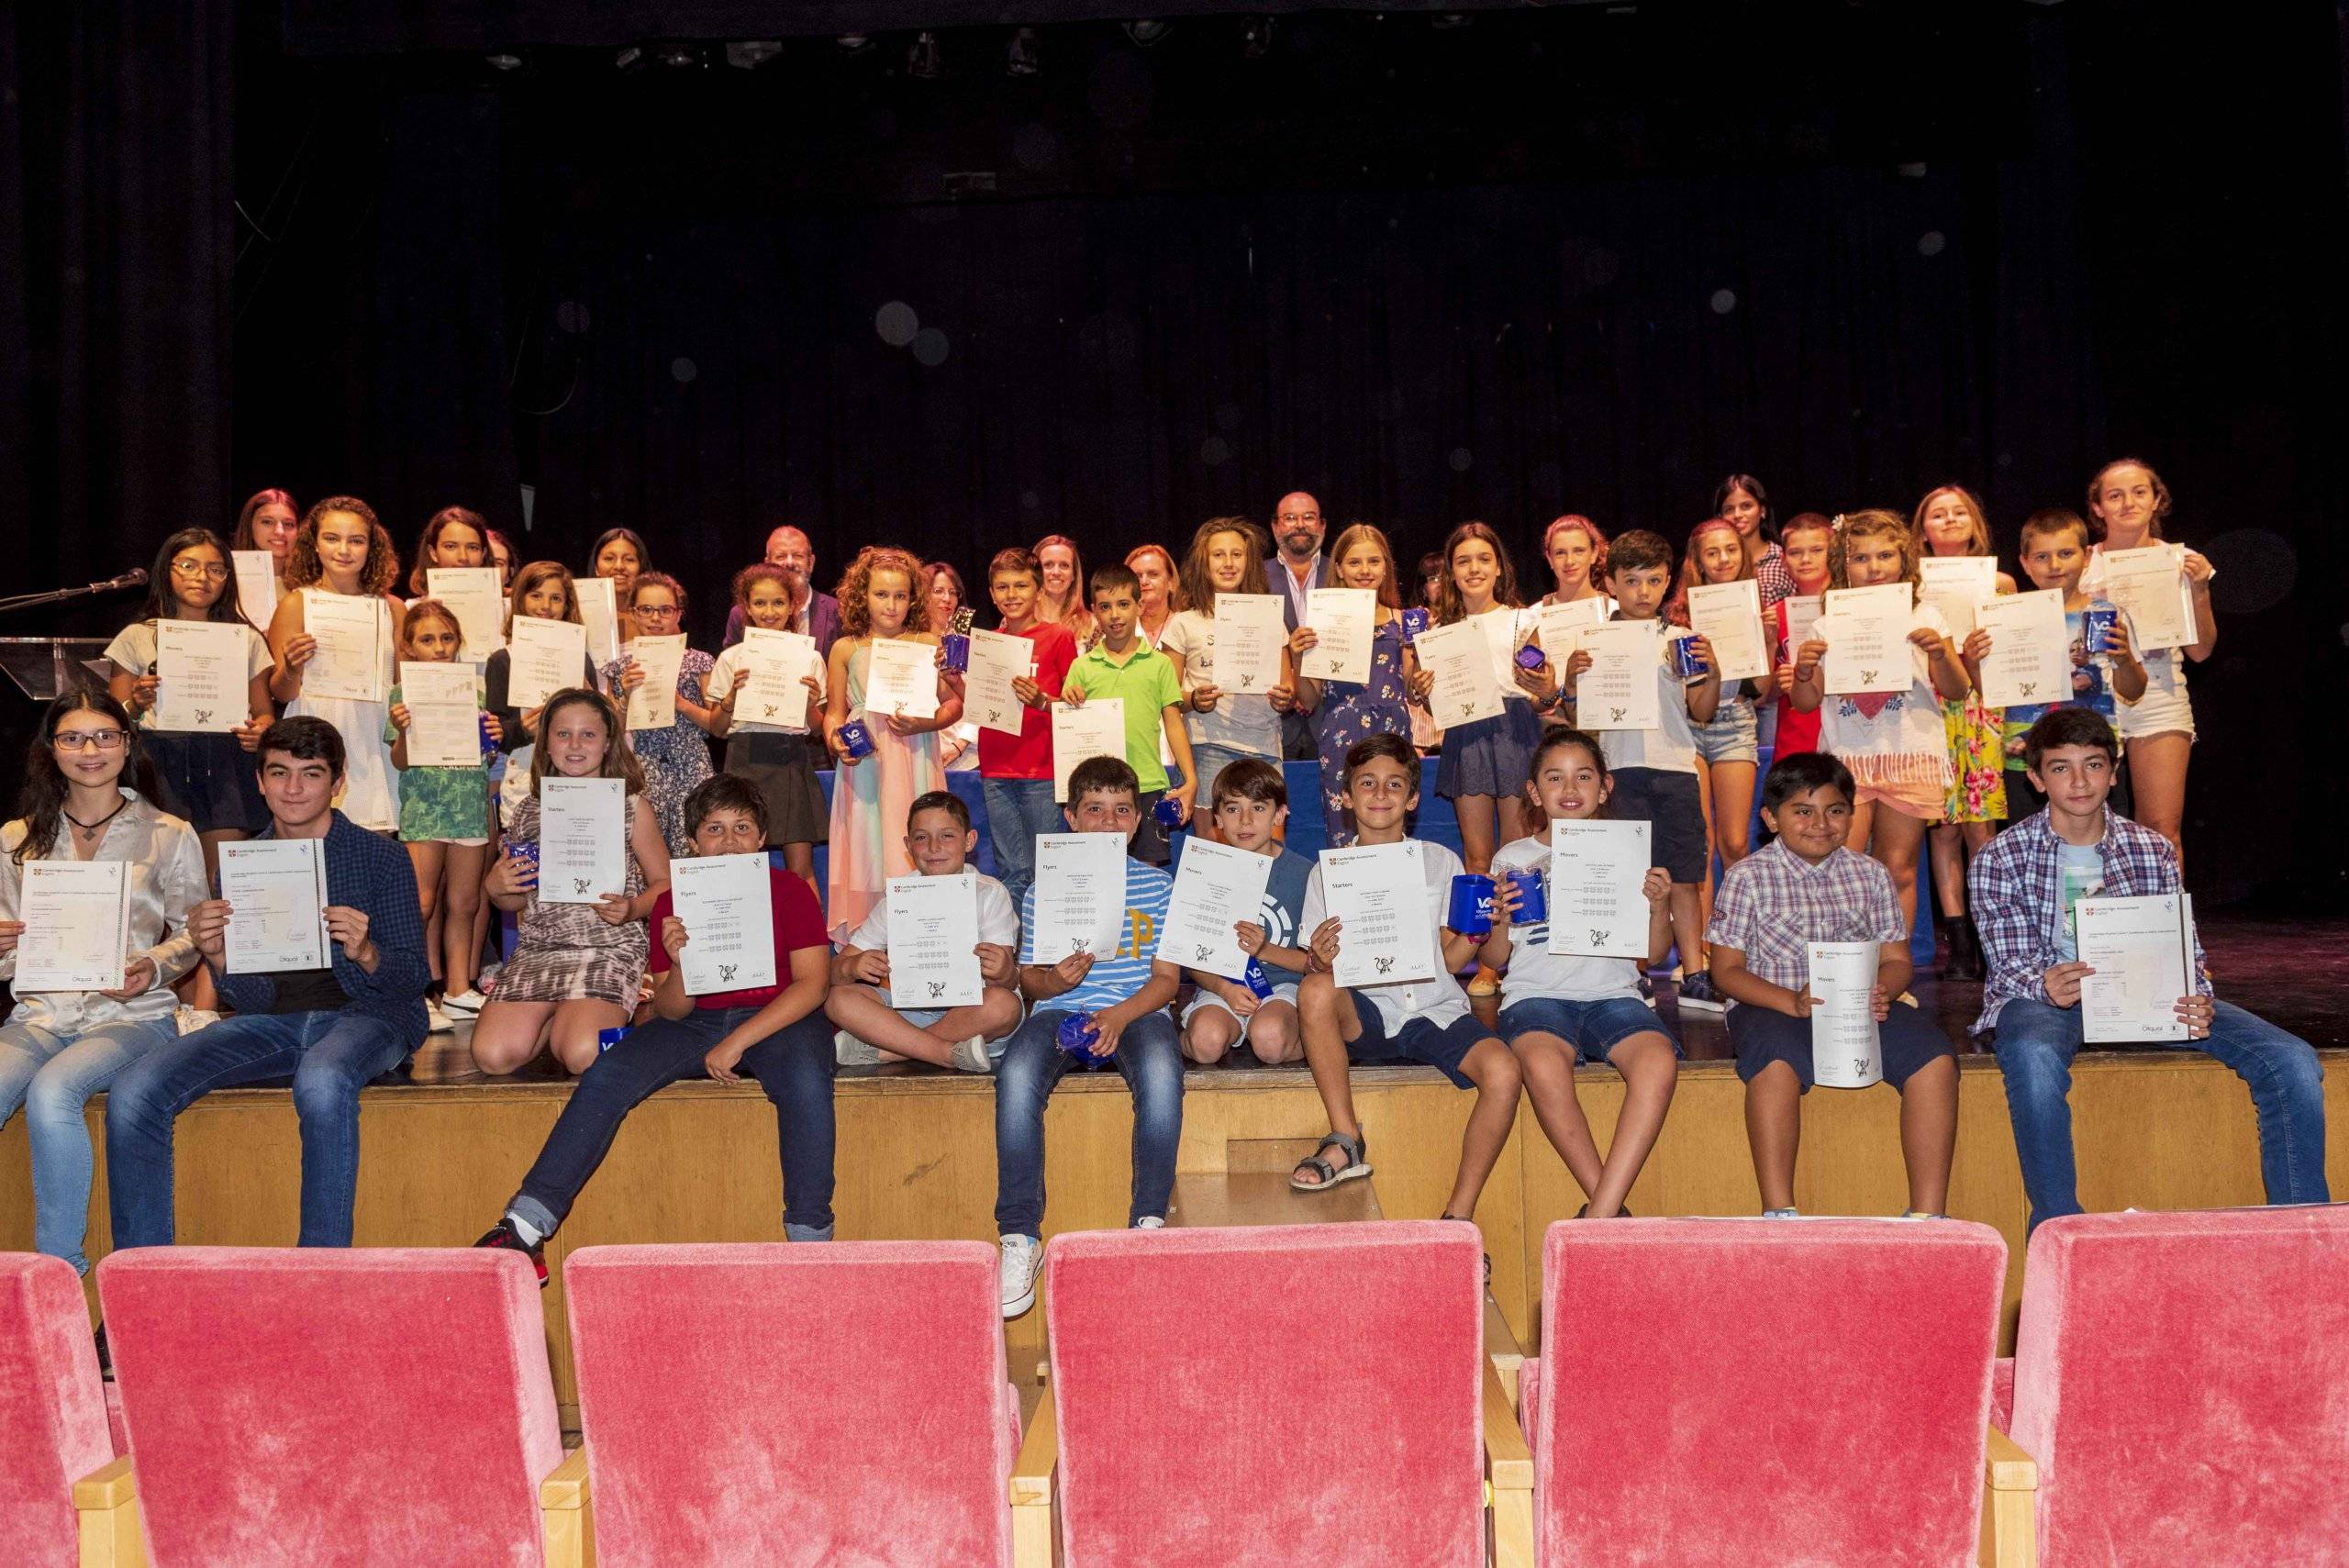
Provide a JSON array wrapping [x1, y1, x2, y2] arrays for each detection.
[[604, 572, 718, 855], [0, 693, 208, 1278]]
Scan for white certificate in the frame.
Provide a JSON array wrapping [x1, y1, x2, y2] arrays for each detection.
[[1030, 832, 1127, 958], [1300, 588, 1375, 684], [1159, 838, 1275, 982], [622, 635, 686, 731], [2094, 545, 2199, 651], [153, 619, 247, 734], [670, 852, 776, 995], [425, 567, 507, 662], [1475, 606, 1528, 690], [232, 550, 280, 628], [1212, 594, 1288, 695], [1320, 840, 1437, 989], [302, 593, 385, 703], [1576, 622, 1662, 730], [1974, 588, 2071, 709], [863, 637, 940, 719], [1051, 698, 1127, 803], [1413, 618, 1503, 729], [507, 616, 587, 712], [1528, 596, 1610, 666], [2076, 894, 2192, 1044], [219, 838, 331, 974], [1686, 580, 1770, 683], [738, 628, 823, 728], [1807, 940, 1883, 1089], [1780, 595, 1825, 662], [964, 628, 1035, 737], [1547, 819, 1650, 960], [399, 662, 482, 768], [1919, 556, 1998, 644], [884, 872, 983, 1008], [538, 776, 628, 904], [1818, 586, 1915, 695], [13, 861, 128, 992], [574, 574, 622, 668]]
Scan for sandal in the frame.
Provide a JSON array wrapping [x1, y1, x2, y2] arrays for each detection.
[[1441, 1213, 1494, 1287], [1290, 1129, 1372, 1192]]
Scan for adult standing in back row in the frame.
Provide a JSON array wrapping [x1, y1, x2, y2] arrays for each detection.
[[1266, 491, 1330, 761], [722, 526, 843, 654]]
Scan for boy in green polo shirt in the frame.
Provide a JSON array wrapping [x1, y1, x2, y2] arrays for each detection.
[[1064, 562, 1196, 863]]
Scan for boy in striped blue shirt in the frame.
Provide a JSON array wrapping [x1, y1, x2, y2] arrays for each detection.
[[996, 754, 1182, 1317]]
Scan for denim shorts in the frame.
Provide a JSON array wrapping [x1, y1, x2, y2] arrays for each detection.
[[1343, 992, 1492, 1089], [1497, 996, 1680, 1065], [1729, 1000, 1954, 1093]]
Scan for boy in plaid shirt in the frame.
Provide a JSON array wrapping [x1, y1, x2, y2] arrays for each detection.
[[1970, 708, 2328, 1230], [1706, 751, 1960, 1217]]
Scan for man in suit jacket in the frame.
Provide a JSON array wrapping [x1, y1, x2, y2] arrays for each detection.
[[722, 525, 843, 655], [1266, 491, 1330, 760]]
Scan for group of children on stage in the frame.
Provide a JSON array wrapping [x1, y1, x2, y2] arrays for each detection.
[[0, 460, 2323, 1327]]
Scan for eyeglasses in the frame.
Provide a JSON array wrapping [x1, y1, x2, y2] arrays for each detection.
[[171, 561, 230, 581], [54, 729, 128, 751], [632, 605, 680, 619]]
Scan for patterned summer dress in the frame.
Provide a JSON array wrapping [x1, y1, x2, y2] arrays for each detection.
[[1939, 692, 2008, 824], [1310, 616, 1412, 847], [493, 793, 650, 1007], [603, 647, 715, 855], [826, 642, 944, 944]]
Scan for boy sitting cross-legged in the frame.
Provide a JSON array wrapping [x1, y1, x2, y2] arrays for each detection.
[[996, 755, 1184, 1318], [1707, 750, 1959, 1218], [1179, 758, 1315, 1066], [826, 790, 1024, 1073]]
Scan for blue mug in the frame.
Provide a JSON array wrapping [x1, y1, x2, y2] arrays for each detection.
[[1153, 795, 1186, 828], [478, 713, 497, 758], [1448, 873, 1497, 937], [839, 718, 875, 761], [1504, 867, 1547, 925], [597, 1027, 629, 1054], [1242, 956, 1275, 999], [507, 840, 540, 877], [2082, 605, 2118, 657], [941, 632, 971, 673], [1669, 634, 1709, 680], [1056, 1013, 1108, 1067], [1401, 606, 1431, 640], [1514, 641, 1548, 672]]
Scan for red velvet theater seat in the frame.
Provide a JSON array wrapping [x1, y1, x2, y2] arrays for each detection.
[[1018, 1221, 1521, 1568], [2009, 1207, 2349, 1566], [562, 1240, 1019, 1568], [94, 1247, 571, 1568], [0, 1254, 113, 1568], [1520, 1218, 2012, 1568]]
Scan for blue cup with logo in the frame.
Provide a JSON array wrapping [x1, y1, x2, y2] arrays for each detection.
[[1401, 606, 1431, 640], [1514, 641, 1548, 672], [1504, 867, 1547, 925], [2082, 605, 2118, 657], [1153, 795, 1186, 829], [507, 840, 540, 887], [1448, 873, 1497, 937], [838, 718, 875, 761], [941, 632, 971, 673], [1669, 634, 1709, 680], [1243, 956, 1275, 998], [478, 713, 497, 758], [1056, 1013, 1108, 1067], [597, 1027, 629, 1054]]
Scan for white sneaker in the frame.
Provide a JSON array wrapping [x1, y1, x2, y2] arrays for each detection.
[[999, 1234, 1042, 1318], [440, 988, 488, 1017], [173, 1006, 220, 1037], [835, 1029, 881, 1067], [426, 998, 454, 1034], [951, 1035, 995, 1073], [1132, 1216, 1165, 1230]]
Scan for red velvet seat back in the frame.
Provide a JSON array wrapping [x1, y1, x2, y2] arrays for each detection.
[[1042, 1221, 1486, 1568], [563, 1241, 1016, 1568], [1532, 1218, 2006, 1568], [0, 1255, 112, 1568], [96, 1247, 563, 1568], [2011, 1207, 2349, 1566]]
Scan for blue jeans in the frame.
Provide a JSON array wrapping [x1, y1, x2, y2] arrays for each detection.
[[982, 776, 1063, 916], [507, 1006, 836, 1241], [1993, 997, 2331, 1231], [0, 1015, 180, 1273], [105, 1011, 413, 1249], [995, 1006, 1183, 1237]]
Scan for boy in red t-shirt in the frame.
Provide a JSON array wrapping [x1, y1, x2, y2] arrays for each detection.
[[944, 547, 1078, 916], [474, 774, 837, 1280]]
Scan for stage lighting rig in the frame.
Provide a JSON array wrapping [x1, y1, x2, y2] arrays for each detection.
[[908, 30, 944, 78]]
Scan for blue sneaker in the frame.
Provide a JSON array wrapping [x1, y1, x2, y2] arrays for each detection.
[[1676, 971, 1726, 1012]]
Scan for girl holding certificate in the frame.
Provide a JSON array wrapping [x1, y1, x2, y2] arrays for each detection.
[[1912, 485, 2016, 981], [472, 689, 671, 1075], [1159, 518, 1295, 840], [1537, 514, 1612, 609], [1287, 524, 1418, 847], [231, 487, 300, 596], [1031, 533, 1096, 646], [1714, 473, 1795, 606], [2080, 458, 2217, 862], [1765, 513, 1835, 761], [1668, 518, 1764, 906], [386, 601, 497, 1022], [266, 497, 404, 831], [605, 572, 718, 854], [1788, 510, 1973, 935], [589, 527, 650, 642], [401, 504, 491, 596], [705, 563, 828, 882], [824, 547, 962, 943], [0, 694, 207, 1276], [106, 528, 275, 863]]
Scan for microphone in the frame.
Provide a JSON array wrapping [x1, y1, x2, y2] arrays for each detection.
[[89, 567, 148, 594]]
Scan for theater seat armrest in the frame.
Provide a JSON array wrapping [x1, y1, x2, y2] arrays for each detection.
[[74, 1456, 147, 1568], [1010, 1383, 1059, 1568], [1484, 1360, 1535, 1568], [1978, 1426, 2038, 1568], [540, 1446, 596, 1568]]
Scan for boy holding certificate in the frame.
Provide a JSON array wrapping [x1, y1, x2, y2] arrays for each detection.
[[1968, 710, 2327, 1231], [827, 791, 1024, 1073], [1994, 508, 2146, 821], [963, 548, 1078, 915], [104, 717, 431, 1251], [996, 756, 1181, 1318], [475, 776, 839, 1280], [1705, 751, 1959, 1218], [1177, 759, 1315, 1066], [1061, 562, 1195, 864], [1290, 736, 1517, 1242]]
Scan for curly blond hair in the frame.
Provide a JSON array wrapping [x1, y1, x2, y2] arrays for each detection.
[[1828, 508, 1920, 593], [288, 496, 401, 597], [836, 546, 930, 639]]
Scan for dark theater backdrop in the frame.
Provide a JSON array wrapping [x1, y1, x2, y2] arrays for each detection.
[[2, 1, 2343, 899]]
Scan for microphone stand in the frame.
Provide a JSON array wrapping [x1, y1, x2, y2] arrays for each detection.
[[0, 573, 148, 615]]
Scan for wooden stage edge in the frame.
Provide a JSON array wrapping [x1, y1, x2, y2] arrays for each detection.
[[5, 1051, 2344, 1416]]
